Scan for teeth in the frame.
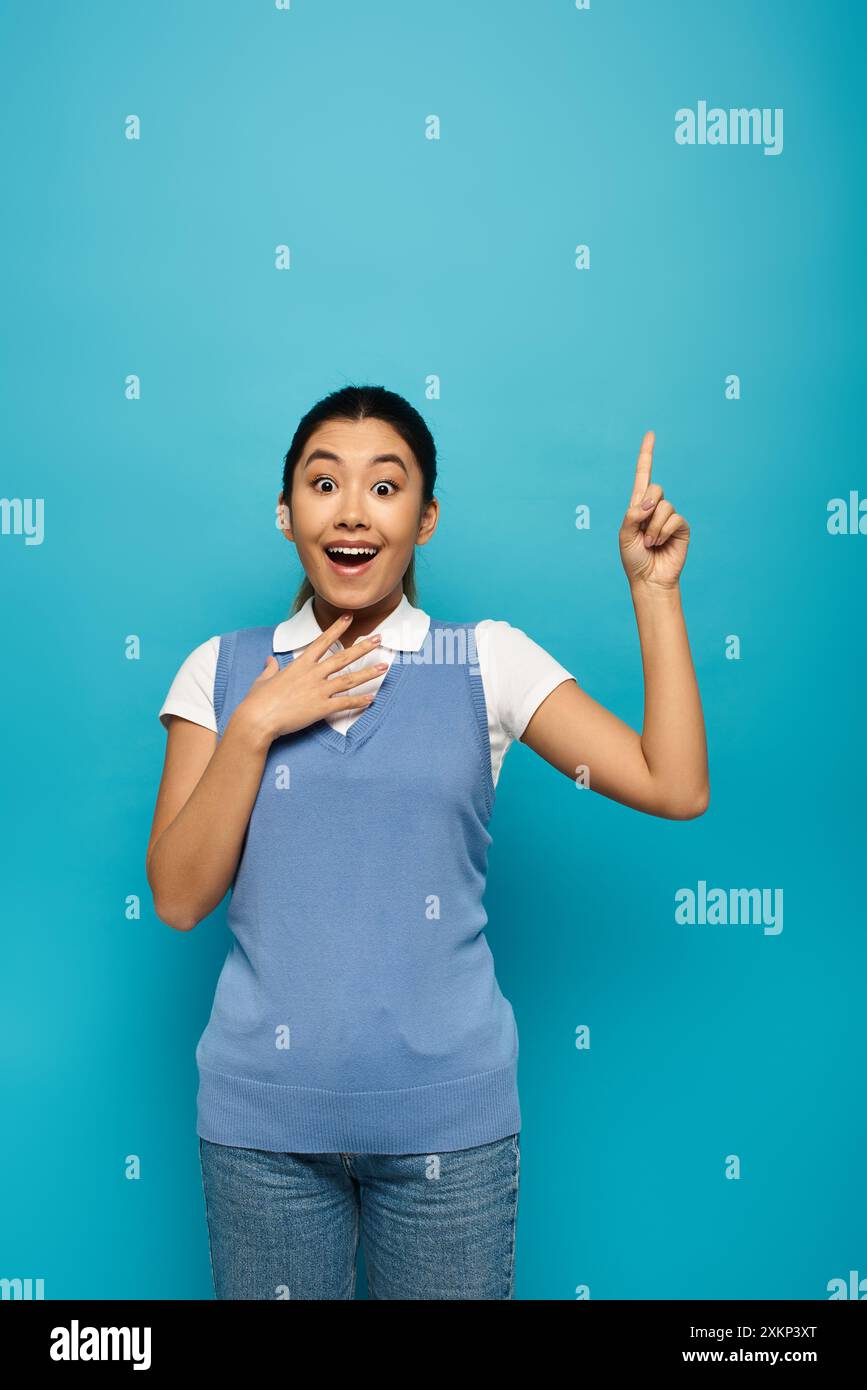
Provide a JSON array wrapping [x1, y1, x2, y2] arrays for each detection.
[[327, 547, 378, 556]]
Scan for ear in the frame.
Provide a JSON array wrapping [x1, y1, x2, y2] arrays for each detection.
[[415, 495, 440, 547], [276, 493, 294, 540]]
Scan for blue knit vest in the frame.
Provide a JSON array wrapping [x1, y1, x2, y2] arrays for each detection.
[[195, 619, 521, 1154]]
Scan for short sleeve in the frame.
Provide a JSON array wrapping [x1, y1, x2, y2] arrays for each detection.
[[475, 619, 577, 743], [158, 636, 220, 732]]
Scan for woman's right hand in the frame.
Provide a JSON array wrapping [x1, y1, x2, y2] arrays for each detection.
[[231, 613, 387, 749]]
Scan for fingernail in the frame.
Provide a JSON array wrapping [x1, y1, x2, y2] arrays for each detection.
[[642, 495, 654, 508]]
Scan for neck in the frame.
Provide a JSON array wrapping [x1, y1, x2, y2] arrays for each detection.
[[312, 585, 405, 648]]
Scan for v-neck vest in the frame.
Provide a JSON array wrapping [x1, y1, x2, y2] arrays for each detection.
[[195, 620, 521, 1154]]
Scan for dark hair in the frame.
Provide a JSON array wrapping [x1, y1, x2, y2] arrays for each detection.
[[281, 384, 438, 613]]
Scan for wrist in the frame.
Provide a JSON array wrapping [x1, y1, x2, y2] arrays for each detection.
[[225, 702, 274, 757], [628, 576, 682, 605]]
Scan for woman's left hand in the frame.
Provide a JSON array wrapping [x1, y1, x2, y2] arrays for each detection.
[[618, 430, 690, 589]]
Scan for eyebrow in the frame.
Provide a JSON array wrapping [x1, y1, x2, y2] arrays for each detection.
[[302, 449, 409, 478]]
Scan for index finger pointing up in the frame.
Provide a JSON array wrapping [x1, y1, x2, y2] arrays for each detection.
[[630, 430, 655, 507]]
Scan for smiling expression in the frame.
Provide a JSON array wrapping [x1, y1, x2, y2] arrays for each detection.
[[278, 417, 439, 607]]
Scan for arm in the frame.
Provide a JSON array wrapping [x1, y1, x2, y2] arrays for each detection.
[[520, 431, 709, 820], [145, 712, 270, 932], [146, 615, 386, 931]]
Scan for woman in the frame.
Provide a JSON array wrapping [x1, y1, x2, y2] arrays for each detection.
[[146, 384, 709, 1300]]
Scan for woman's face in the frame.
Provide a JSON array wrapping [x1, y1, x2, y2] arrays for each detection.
[[280, 416, 438, 609]]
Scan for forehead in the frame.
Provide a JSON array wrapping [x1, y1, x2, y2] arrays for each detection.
[[304, 417, 408, 458]]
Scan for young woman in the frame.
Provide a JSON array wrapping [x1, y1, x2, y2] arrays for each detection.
[[146, 385, 708, 1301]]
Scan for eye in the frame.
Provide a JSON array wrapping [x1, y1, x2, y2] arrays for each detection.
[[312, 476, 400, 497]]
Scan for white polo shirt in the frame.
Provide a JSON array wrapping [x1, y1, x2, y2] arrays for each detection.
[[159, 593, 576, 788]]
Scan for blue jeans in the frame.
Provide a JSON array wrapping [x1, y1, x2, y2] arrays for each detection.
[[199, 1132, 521, 1300]]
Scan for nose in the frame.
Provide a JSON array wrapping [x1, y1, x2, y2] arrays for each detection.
[[333, 486, 373, 530]]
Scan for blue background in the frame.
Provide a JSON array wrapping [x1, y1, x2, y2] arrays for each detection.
[[1, 0, 864, 1299]]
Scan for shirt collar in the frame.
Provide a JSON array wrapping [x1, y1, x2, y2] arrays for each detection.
[[272, 592, 431, 654]]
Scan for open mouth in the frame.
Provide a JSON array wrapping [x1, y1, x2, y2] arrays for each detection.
[[323, 544, 381, 576]]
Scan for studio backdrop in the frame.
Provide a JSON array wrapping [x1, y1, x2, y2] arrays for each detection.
[[1, 0, 864, 1300]]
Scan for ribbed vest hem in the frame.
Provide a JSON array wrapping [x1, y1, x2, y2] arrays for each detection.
[[196, 1059, 521, 1155]]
